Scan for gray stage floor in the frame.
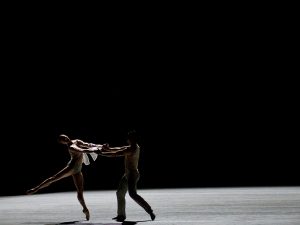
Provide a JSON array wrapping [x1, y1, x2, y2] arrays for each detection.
[[0, 187, 299, 225]]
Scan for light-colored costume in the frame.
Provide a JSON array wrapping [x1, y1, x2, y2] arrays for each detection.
[[68, 141, 102, 173]]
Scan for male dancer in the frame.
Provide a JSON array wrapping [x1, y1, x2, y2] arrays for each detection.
[[101, 130, 156, 222]]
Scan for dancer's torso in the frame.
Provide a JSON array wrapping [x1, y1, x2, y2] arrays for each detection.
[[125, 144, 140, 174], [67, 141, 83, 172]]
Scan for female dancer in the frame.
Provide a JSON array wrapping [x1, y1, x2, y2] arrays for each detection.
[[26, 134, 102, 220]]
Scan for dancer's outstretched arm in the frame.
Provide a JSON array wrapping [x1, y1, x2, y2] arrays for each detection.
[[100, 151, 125, 157], [101, 145, 132, 155], [70, 144, 102, 154], [75, 139, 101, 148]]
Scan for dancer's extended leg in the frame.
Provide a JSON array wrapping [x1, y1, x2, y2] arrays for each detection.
[[26, 166, 73, 195], [128, 172, 155, 220]]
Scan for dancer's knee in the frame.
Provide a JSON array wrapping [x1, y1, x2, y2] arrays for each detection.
[[128, 190, 138, 199]]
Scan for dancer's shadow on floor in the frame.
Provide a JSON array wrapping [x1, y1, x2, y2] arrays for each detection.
[[33, 221, 120, 225], [53, 221, 80, 224], [122, 220, 151, 224], [41, 219, 151, 225], [120, 220, 151, 225], [44, 221, 120, 225]]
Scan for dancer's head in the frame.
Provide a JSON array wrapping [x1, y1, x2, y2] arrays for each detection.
[[127, 130, 137, 145], [58, 134, 71, 145]]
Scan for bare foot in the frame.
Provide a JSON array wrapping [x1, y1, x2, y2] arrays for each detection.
[[26, 188, 38, 195], [83, 209, 90, 220]]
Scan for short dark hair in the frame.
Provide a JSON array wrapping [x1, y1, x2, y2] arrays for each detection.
[[127, 129, 137, 142]]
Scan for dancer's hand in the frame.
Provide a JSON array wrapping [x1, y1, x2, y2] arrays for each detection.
[[102, 143, 110, 151], [95, 149, 102, 155]]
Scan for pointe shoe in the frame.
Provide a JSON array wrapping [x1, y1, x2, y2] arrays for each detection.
[[150, 211, 156, 221], [26, 188, 37, 195], [112, 215, 126, 222], [83, 209, 90, 220]]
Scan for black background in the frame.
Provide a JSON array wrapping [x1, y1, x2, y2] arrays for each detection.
[[0, 10, 298, 196]]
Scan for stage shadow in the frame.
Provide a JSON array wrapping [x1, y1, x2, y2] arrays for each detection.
[[45, 222, 144, 225], [24, 219, 151, 225], [122, 219, 152, 224], [54, 221, 80, 225], [23, 221, 118, 225], [122, 222, 137, 225], [44, 222, 120, 225]]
